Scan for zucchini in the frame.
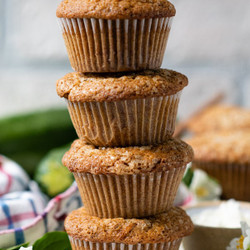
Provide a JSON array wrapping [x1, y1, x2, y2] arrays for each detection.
[[0, 108, 77, 176], [34, 145, 74, 197]]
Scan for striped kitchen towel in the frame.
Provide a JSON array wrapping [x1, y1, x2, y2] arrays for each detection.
[[0, 182, 48, 231], [0, 182, 81, 248], [0, 155, 30, 196]]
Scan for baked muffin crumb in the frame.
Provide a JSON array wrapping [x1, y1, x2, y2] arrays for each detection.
[[56, 70, 188, 102], [63, 139, 194, 174], [186, 130, 250, 164], [57, 0, 176, 19], [187, 105, 250, 134], [65, 207, 193, 244]]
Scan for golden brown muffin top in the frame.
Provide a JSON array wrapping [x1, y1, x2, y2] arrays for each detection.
[[187, 105, 250, 134], [63, 139, 193, 174], [186, 130, 250, 164], [56, 0, 176, 19], [65, 207, 193, 244], [56, 70, 188, 102]]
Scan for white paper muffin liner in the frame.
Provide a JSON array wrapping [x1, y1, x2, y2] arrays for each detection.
[[69, 237, 182, 250], [58, 17, 173, 72], [192, 162, 250, 201], [67, 92, 181, 147], [73, 166, 186, 219]]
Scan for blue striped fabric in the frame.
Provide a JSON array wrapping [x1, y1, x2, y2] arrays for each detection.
[[0, 183, 81, 248], [15, 228, 25, 245], [28, 198, 38, 217], [0, 190, 47, 231], [2, 202, 14, 229], [42, 212, 48, 233]]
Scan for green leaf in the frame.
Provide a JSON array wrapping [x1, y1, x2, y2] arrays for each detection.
[[0, 242, 29, 250], [33, 232, 71, 250], [182, 168, 194, 187]]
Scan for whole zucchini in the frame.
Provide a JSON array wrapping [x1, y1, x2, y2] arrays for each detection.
[[0, 108, 76, 176]]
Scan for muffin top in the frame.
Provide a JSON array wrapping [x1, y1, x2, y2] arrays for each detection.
[[65, 207, 193, 244], [56, 0, 176, 19], [187, 105, 250, 134], [186, 130, 250, 164], [63, 139, 193, 174], [56, 70, 188, 102]]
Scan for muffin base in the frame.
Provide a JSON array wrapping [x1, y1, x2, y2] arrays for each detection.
[[68, 93, 181, 147], [69, 237, 182, 250], [74, 166, 186, 218], [59, 17, 173, 73], [192, 162, 250, 201]]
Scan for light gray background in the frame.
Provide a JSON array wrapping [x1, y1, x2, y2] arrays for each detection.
[[0, 0, 249, 119]]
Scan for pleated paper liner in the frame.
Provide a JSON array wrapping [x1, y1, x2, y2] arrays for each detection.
[[73, 166, 186, 219], [69, 237, 181, 250], [67, 93, 181, 147], [58, 17, 173, 72], [192, 162, 250, 201]]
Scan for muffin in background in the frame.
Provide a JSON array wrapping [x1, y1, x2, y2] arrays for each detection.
[[186, 130, 250, 201], [65, 207, 194, 250], [56, 69, 188, 147], [186, 105, 250, 134], [56, 0, 176, 72], [62, 138, 194, 219]]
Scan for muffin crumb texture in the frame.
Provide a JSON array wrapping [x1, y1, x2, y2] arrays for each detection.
[[65, 207, 193, 244], [56, 0, 176, 19], [187, 105, 250, 134], [56, 70, 188, 102], [63, 139, 194, 174], [186, 130, 250, 164]]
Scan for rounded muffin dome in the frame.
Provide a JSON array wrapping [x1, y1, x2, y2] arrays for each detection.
[[57, 0, 176, 19], [65, 207, 194, 244]]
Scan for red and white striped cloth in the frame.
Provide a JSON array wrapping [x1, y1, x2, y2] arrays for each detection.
[[0, 155, 30, 196], [0, 155, 82, 248], [0, 182, 48, 231], [0, 183, 81, 248]]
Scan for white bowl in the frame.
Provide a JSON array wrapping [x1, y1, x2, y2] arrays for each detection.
[[182, 201, 250, 250]]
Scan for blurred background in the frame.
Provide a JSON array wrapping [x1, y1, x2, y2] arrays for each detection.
[[0, 0, 249, 118]]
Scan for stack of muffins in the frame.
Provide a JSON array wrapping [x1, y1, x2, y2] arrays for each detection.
[[56, 0, 194, 249]]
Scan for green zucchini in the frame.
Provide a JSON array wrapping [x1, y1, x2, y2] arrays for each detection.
[[34, 145, 74, 197], [0, 108, 77, 176]]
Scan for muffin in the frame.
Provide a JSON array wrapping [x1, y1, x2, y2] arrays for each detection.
[[56, 0, 176, 72], [62, 138, 194, 218], [187, 105, 250, 134], [186, 130, 250, 201], [56, 69, 188, 147], [65, 206, 194, 250]]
